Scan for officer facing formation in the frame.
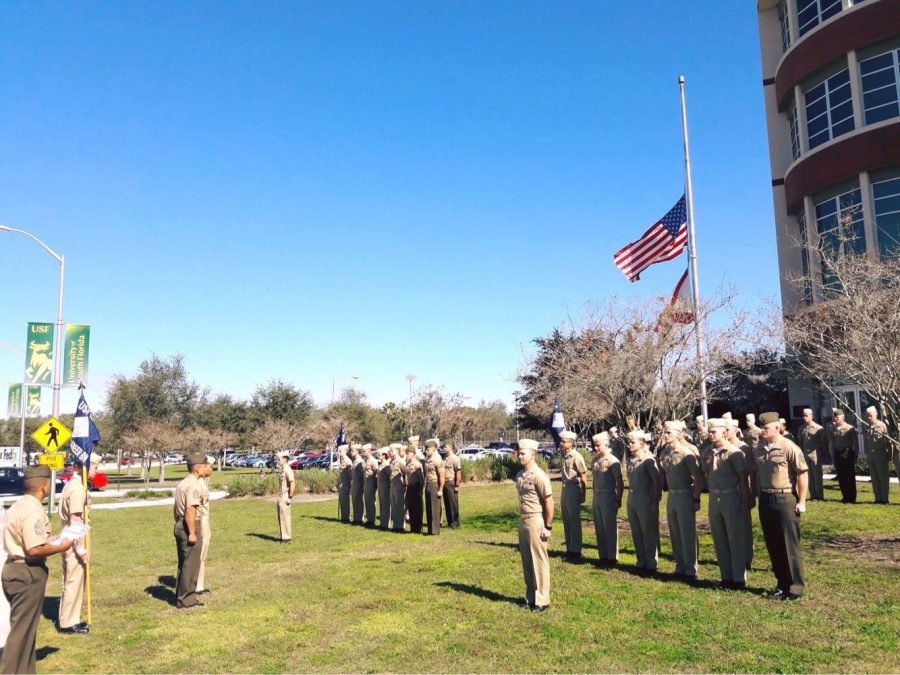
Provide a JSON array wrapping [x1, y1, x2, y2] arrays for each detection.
[[423, 439, 445, 535], [753, 412, 808, 600], [389, 443, 407, 532], [442, 441, 462, 528], [514, 439, 554, 613], [404, 436, 424, 533], [797, 409, 826, 501], [1, 466, 72, 675], [828, 409, 858, 503], [558, 430, 587, 559], [276, 451, 294, 542], [377, 446, 392, 529], [590, 432, 623, 566], [362, 444, 378, 527], [863, 406, 891, 504], [337, 444, 352, 522], [350, 444, 365, 524], [625, 430, 662, 574], [658, 421, 703, 581], [174, 453, 211, 609]]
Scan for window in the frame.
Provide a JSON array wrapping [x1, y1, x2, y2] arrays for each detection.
[[859, 48, 900, 126], [805, 68, 854, 149], [872, 174, 900, 258], [788, 102, 801, 160], [798, 212, 812, 304], [779, 0, 792, 52], [815, 186, 865, 288], [796, 0, 841, 37]]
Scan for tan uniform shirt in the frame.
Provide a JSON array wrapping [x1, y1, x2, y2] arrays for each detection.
[[405, 456, 423, 486], [174, 475, 203, 522], [364, 456, 378, 479], [443, 454, 461, 484], [700, 442, 746, 491], [279, 464, 295, 499], [626, 451, 660, 497], [745, 425, 762, 447], [798, 423, 825, 453], [390, 457, 405, 481], [59, 478, 89, 525], [515, 466, 552, 516], [197, 477, 210, 518], [829, 422, 858, 456], [591, 454, 622, 492], [752, 436, 808, 491], [863, 420, 889, 454], [424, 455, 444, 483], [3, 494, 50, 559], [561, 450, 587, 485], [658, 443, 700, 491]]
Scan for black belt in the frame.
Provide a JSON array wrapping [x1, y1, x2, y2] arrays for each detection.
[[761, 488, 792, 494], [5, 558, 47, 568]]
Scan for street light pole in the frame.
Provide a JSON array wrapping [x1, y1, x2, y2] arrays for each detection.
[[512, 391, 521, 443], [405, 374, 417, 434], [331, 374, 359, 403]]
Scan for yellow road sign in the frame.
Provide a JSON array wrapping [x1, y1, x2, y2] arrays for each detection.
[[38, 452, 66, 471], [31, 416, 72, 453]]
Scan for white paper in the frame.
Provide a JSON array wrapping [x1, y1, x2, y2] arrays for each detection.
[[51, 522, 90, 545]]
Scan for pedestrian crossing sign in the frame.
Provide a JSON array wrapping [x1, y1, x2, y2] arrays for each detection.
[[31, 416, 72, 453]]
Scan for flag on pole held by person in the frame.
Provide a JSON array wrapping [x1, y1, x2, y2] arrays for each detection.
[[613, 195, 688, 282], [70, 389, 101, 470], [549, 396, 565, 449], [336, 422, 346, 447]]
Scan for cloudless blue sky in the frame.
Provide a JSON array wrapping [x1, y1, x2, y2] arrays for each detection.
[[0, 1, 778, 415]]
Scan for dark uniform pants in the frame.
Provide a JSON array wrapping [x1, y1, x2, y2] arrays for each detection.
[[175, 519, 204, 608], [338, 479, 351, 522], [406, 483, 423, 533], [443, 486, 460, 527], [627, 493, 658, 571], [868, 449, 890, 504], [364, 478, 377, 525], [425, 482, 441, 535], [708, 490, 746, 583], [351, 481, 364, 523], [592, 490, 618, 562], [833, 450, 857, 503], [390, 482, 406, 531], [1, 561, 48, 675], [561, 482, 583, 554], [666, 490, 698, 577], [758, 492, 805, 595], [378, 479, 391, 529], [804, 451, 824, 500]]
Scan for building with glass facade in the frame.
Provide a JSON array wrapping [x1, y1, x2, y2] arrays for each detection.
[[757, 0, 900, 446]]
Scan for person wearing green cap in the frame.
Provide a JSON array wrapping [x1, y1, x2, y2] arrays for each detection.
[[173, 453, 211, 609], [1, 466, 73, 674], [827, 408, 858, 503]]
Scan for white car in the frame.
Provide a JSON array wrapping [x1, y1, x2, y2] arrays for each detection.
[[458, 446, 486, 461]]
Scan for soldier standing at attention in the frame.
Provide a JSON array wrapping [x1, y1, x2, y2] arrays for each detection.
[[779, 418, 796, 443], [693, 415, 709, 448], [797, 409, 826, 501], [608, 427, 625, 462], [362, 444, 378, 528], [404, 437, 425, 533], [350, 444, 365, 525], [863, 406, 891, 504], [745, 414, 762, 448], [1, 466, 72, 674], [828, 408, 858, 503], [725, 417, 756, 570], [590, 432, 623, 566], [423, 439, 445, 535], [753, 412, 808, 601], [389, 444, 406, 532], [626, 430, 662, 574], [195, 459, 213, 597], [337, 444, 352, 523], [276, 451, 295, 542], [658, 421, 704, 581], [515, 439, 554, 613], [174, 453, 211, 608], [701, 419, 751, 589], [442, 441, 462, 528], [377, 447, 392, 529], [57, 455, 99, 634], [559, 431, 587, 559]]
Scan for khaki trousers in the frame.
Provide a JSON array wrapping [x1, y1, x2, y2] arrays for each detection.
[[627, 493, 658, 571], [709, 490, 747, 583], [804, 451, 824, 500], [666, 490, 697, 576], [364, 478, 377, 525], [592, 490, 618, 561], [390, 482, 406, 531], [351, 480, 364, 523], [868, 449, 890, 503], [561, 482, 582, 554], [1, 561, 47, 674], [277, 497, 292, 541], [518, 514, 550, 607], [443, 486, 460, 527], [197, 515, 211, 591], [58, 547, 85, 628]]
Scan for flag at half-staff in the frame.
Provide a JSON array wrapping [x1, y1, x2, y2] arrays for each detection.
[[613, 195, 687, 282]]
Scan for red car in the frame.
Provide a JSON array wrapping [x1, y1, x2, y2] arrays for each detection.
[[57, 468, 108, 490]]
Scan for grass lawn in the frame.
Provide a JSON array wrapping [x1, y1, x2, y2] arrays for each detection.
[[29, 478, 900, 673]]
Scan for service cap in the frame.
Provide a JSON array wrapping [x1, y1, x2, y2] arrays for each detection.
[[361, 443, 372, 452], [802, 408, 813, 416], [695, 415, 705, 423], [379, 446, 390, 455], [187, 452, 209, 466], [390, 443, 403, 450], [518, 439, 539, 452], [725, 418, 740, 429], [24, 465, 51, 480], [592, 432, 609, 445], [337, 444, 349, 452], [276, 451, 290, 459], [866, 405, 878, 415], [759, 412, 780, 426], [707, 418, 726, 430], [559, 430, 577, 441], [663, 421, 681, 432], [832, 408, 844, 417], [407, 435, 420, 444], [626, 430, 646, 443], [424, 438, 439, 448], [722, 412, 733, 420]]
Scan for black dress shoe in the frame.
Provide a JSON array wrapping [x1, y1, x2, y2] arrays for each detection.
[[781, 592, 802, 601], [196, 589, 211, 595], [177, 602, 205, 609], [58, 624, 90, 634], [531, 605, 549, 613], [520, 602, 533, 610], [767, 588, 785, 599]]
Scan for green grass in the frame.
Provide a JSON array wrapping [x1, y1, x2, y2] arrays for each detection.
[[30, 479, 900, 673]]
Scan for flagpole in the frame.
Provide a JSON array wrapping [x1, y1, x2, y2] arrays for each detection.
[[678, 75, 709, 422]]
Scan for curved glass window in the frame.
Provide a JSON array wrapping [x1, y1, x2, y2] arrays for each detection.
[[872, 174, 900, 258], [805, 68, 854, 149], [788, 102, 801, 160], [796, 0, 841, 38], [860, 48, 900, 126], [815, 186, 864, 289]]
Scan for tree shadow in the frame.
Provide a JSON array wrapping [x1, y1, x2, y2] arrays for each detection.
[[36, 646, 60, 661], [245, 533, 284, 542], [434, 581, 520, 605], [144, 584, 176, 606], [41, 596, 60, 622]]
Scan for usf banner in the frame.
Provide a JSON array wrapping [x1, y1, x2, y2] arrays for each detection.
[[6, 384, 41, 417], [24, 322, 54, 385], [63, 324, 91, 387]]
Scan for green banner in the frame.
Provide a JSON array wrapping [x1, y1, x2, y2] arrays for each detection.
[[7, 384, 22, 418], [26, 386, 42, 417], [25, 322, 54, 385], [63, 324, 91, 387]]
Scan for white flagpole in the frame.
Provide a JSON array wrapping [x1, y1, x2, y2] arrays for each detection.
[[678, 75, 709, 422]]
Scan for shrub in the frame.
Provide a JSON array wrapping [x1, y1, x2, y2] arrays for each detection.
[[227, 473, 279, 497], [125, 489, 172, 500], [490, 455, 520, 481], [297, 468, 338, 494], [227, 469, 339, 496], [461, 458, 493, 483]]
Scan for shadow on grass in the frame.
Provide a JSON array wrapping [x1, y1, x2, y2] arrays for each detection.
[[41, 595, 60, 622], [301, 515, 344, 524], [434, 581, 520, 605], [144, 584, 176, 606], [36, 646, 60, 661], [246, 533, 285, 542], [159, 574, 175, 588]]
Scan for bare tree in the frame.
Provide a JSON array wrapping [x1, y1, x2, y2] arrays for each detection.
[[250, 419, 308, 453]]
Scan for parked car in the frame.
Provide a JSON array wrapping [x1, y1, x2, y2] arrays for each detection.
[[163, 453, 185, 465], [458, 446, 486, 461], [57, 468, 109, 491], [0, 467, 65, 495], [487, 442, 512, 451]]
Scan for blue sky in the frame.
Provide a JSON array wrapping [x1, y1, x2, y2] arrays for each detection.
[[0, 1, 779, 415]]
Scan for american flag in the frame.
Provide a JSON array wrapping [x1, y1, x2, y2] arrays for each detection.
[[613, 195, 687, 282]]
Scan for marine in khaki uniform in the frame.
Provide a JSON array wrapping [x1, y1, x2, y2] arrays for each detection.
[[590, 432, 623, 565], [797, 408, 826, 501], [693, 415, 709, 448], [57, 455, 100, 634], [744, 413, 762, 448], [337, 444, 352, 522], [515, 439, 554, 612], [752, 412, 809, 600], [442, 441, 462, 528], [0, 466, 72, 675], [423, 439, 445, 535], [725, 417, 756, 570], [350, 444, 365, 524], [362, 444, 378, 527], [658, 421, 704, 580], [389, 444, 407, 531], [174, 453, 211, 608], [863, 406, 891, 504], [404, 436, 424, 533], [626, 430, 662, 573], [276, 451, 295, 542], [377, 447, 392, 529], [559, 431, 587, 558], [196, 462, 213, 596], [701, 419, 751, 589], [608, 426, 626, 463], [827, 409, 858, 503]]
